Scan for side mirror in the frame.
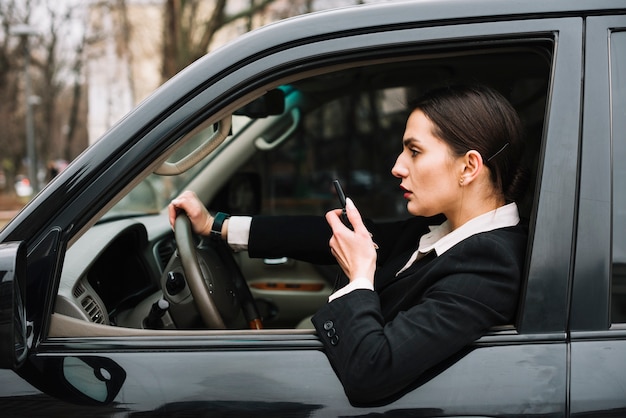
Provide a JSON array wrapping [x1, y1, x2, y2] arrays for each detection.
[[0, 241, 28, 369]]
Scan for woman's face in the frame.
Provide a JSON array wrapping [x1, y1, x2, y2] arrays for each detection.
[[391, 109, 463, 217]]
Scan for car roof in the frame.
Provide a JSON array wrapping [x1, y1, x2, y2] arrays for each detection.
[[231, 0, 625, 45], [277, 0, 625, 28]]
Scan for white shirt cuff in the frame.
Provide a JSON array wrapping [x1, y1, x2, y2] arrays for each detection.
[[328, 277, 374, 302], [226, 216, 252, 252]]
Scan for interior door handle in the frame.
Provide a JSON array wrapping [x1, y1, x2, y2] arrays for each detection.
[[255, 108, 301, 150]]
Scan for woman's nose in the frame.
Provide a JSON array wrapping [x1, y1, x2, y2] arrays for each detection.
[[391, 155, 407, 178]]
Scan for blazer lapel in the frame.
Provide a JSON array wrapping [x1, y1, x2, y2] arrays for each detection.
[[375, 250, 437, 294]]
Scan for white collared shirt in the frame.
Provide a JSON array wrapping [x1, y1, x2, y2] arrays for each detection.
[[395, 202, 520, 275]]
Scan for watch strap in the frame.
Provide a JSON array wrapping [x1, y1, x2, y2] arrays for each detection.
[[210, 212, 230, 237]]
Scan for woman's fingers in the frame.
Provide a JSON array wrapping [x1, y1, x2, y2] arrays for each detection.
[[325, 200, 377, 282], [344, 198, 366, 230], [169, 191, 212, 235]]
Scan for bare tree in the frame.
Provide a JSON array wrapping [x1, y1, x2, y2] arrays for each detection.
[[161, 0, 286, 82], [0, 0, 37, 190], [37, 2, 64, 172], [31, 0, 90, 182], [0, 0, 89, 194], [62, 29, 87, 163]]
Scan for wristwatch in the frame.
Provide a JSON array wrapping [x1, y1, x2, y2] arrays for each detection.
[[210, 212, 230, 237]]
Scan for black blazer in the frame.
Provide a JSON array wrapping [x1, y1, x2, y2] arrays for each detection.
[[248, 215, 527, 405]]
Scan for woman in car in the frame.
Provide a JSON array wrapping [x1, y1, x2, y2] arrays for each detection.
[[169, 84, 528, 405]]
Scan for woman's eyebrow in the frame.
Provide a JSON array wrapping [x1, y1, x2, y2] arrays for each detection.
[[403, 137, 419, 147]]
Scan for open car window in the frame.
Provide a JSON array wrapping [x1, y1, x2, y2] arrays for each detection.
[[52, 39, 552, 336]]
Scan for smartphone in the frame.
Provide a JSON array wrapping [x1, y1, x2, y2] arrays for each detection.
[[333, 179, 353, 230]]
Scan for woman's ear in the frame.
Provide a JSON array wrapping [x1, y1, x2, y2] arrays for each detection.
[[459, 150, 484, 185]]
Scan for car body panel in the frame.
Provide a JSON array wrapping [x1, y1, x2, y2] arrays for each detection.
[[2, 334, 565, 416]]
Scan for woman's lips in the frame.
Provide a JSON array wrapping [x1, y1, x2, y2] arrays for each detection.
[[400, 185, 412, 199]]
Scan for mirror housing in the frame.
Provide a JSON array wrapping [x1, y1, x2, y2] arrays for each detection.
[[234, 88, 285, 118], [0, 241, 28, 369]]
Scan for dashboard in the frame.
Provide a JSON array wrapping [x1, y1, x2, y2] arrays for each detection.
[[55, 215, 175, 328]]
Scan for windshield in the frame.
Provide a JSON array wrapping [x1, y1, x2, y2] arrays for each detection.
[[103, 114, 251, 219]]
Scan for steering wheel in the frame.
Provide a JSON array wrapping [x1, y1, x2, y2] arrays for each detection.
[[174, 213, 263, 329]]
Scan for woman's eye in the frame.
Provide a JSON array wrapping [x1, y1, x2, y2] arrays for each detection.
[[410, 149, 419, 157]]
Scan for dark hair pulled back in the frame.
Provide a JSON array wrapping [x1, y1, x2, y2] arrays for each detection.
[[411, 84, 528, 203]]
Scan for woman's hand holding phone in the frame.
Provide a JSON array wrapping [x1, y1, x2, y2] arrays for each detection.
[[327, 180, 377, 284]]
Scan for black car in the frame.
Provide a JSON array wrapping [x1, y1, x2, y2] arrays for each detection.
[[1, 0, 626, 415]]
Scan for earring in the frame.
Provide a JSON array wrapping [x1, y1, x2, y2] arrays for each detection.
[[459, 177, 465, 186]]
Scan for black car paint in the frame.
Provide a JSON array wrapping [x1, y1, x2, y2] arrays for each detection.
[[0, 0, 625, 416]]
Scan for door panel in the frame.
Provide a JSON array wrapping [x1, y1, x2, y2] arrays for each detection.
[[570, 334, 626, 416], [238, 253, 333, 328], [20, 337, 565, 417]]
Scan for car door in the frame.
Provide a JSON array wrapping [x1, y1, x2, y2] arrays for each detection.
[[569, 15, 626, 417], [0, 7, 583, 418]]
